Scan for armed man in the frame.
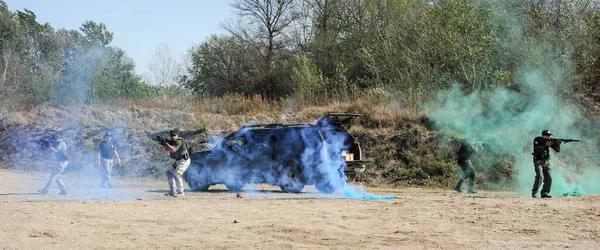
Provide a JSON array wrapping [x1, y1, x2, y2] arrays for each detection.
[[453, 137, 479, 194], [531, 130, 579, 198], [158, 130, 191, 197], [38, 134, 69, 195]]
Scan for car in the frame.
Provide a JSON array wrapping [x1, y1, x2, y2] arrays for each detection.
[[183, 114, 369, 193]]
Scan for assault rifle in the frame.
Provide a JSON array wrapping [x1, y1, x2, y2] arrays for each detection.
[[153, 136, 170, 146], [550, 138, 580, 144], [548, 138, 579, 153], [31, 138, 55, 148]]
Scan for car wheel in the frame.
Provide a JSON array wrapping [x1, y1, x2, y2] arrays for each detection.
[[185, 164, 210, 191], [278, 160, 304, 193]]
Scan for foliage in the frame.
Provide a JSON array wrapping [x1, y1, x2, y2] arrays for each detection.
[[180, 0, 600, 109], [0, 3, 170, 106], [291, 54, 325, 103]]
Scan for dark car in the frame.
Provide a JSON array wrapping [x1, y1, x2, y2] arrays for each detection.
[[183, 114, 369, 193]]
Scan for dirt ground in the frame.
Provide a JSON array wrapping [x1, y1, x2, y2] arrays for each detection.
[[0, 169, 598, 249]]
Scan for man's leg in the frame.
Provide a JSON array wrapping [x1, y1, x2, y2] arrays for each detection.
[[455, 163, 466, 192], [465, 161, 476, 193], [455, 178, 464, 192], [40, 161, 68, 194], [104, 159, 113, 188], [100, 159, 109, 187], [173, 159, 191, 196], [531, 161, 542, 197], [165, 164, 176, 196], [541, 162, 552, 198], [55, 161, 68, 194]]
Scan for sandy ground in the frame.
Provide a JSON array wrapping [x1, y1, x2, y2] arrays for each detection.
[[0, 169, 599, 249]]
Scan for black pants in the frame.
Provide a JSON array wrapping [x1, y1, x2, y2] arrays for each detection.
[[532, 160, 552, 195], [455, 160, 475, 191]]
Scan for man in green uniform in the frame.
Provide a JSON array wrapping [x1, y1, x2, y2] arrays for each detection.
[[97, 132, 121, 188], [454, 138, 478, 194], [162, 130, 191, 197], [38, 134, 69, 195]]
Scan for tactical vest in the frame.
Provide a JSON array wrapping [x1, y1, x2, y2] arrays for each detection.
[[169, 138, 190, 160], [532, 137, 550, 161]]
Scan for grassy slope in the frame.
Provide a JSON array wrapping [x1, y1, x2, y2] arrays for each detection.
[[0, 96, 542, 190]]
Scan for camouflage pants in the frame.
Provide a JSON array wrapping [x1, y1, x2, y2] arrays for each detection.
[[166, 158, 191, 193], [532, 160, 552, 196], [42, 161, 68, 193], [455, 160, 476, 192], [100, 159, 114, 188]]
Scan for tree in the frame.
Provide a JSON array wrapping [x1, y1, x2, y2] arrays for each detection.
[[0, 1, 17, 89], [78, 20, 113, 47], [219, 0, 297, 98], [145, 42, 182, 86], [307, 0, 347, 77], [226, 0, 294, 69], [183, 35, 261, 96], [288, 0, 315, 52]]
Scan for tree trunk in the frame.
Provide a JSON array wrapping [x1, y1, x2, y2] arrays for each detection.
[[0, 52, 8, 87]]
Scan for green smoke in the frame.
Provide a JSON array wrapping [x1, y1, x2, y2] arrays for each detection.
[[426, 73, 599, 196], [425, 1, 600, 196]]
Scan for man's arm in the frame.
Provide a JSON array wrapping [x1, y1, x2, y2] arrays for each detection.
[[113, 148, 121, 165], [97, 151, 101, 166], [164, 140, 181, 153], [49, 144, 60, 153]]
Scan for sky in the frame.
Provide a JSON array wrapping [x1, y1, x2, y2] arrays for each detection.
[[5, 0, 233, 75]]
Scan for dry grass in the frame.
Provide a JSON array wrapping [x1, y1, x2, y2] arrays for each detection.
[[106, 94, 418, 132], [113, 94, 284, 115], [0, 93, 422, 140]]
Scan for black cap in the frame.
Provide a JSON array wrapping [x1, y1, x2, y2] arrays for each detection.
[[104, 132, 112, 137], [541, 130, 552, 136], [169, 130, 178, 136]]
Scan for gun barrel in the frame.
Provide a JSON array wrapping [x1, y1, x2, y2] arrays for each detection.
[[556, 138, 580, 143]]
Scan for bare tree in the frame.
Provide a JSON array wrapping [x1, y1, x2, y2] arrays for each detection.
[[223, 0, 295, 71], [146, 42, 181, 86], [289, 0, 315, 52], [310, 0, 345, 34]]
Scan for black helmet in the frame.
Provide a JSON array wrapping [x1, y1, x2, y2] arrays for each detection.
[[104, 132, 113, 137], [541, 130, 552, 136]]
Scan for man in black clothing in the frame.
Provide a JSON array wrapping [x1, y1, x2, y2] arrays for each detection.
[[97, 132, 121, 188], [532, 130, 560, 198], [453, 138, 478, 194]]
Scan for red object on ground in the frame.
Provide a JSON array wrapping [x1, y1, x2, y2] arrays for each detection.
[[236, 193, 243, 198]]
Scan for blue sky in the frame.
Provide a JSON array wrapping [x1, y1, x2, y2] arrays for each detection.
[[5, 0, 233, 75]]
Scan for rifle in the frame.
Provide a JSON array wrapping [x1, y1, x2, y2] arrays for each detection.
[[152, 136, 170, 146], [31, 139, 54, 148], [547, 138, 579, 153], [550, 138, 580, 144]]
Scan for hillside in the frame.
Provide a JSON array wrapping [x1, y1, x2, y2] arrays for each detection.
[[2, 96, 599, 195], [0, 100, 462, 188]]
